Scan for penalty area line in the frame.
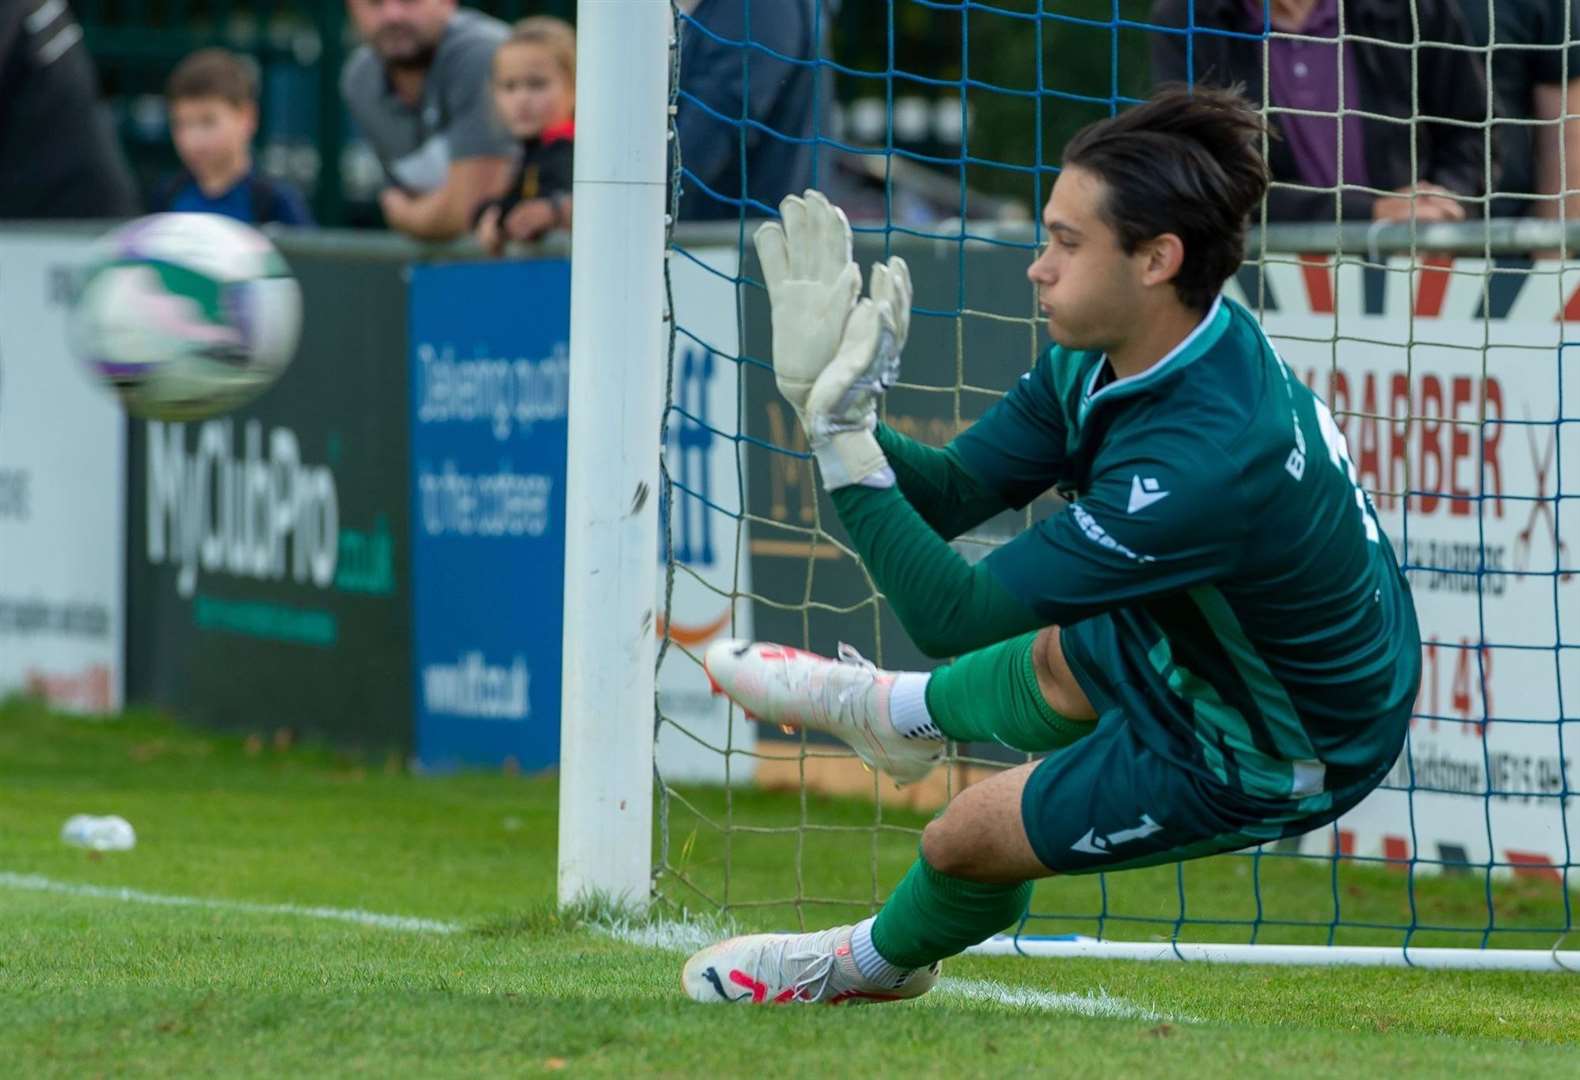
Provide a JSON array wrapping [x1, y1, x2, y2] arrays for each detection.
[[0, 871, 462, 934]]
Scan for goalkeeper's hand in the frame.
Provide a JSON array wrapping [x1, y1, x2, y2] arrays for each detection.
[[753, 190, 861, 418], [804, 256, 912, 489]]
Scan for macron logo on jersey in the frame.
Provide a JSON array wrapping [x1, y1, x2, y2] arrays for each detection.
[[1071, 813, 1164, 855], [1127, 475, 1170, 514]]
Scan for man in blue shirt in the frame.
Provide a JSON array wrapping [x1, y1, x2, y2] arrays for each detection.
[[154, 48, 313, 227]]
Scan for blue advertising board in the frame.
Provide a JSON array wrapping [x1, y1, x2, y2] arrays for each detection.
[[408, 260, 570, 770]]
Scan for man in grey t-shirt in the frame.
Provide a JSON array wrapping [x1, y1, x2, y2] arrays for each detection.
[[341, 0, 513, 240]]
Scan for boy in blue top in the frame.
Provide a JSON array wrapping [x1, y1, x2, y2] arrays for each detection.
[[154, 48, 313, 227], [683, 87, 1422, 1005]]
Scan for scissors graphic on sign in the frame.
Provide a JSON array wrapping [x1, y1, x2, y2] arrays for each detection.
[[1514, 420, 1572, 582]]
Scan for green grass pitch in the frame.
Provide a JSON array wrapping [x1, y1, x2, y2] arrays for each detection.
[[1, 697, 1574, 1077]]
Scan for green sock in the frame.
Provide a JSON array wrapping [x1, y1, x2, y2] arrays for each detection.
[[869, 854, 1033, 969], [922, 631, 1096, 752]]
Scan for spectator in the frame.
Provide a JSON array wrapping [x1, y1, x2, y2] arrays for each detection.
[[675, 0, 831, 220], [153, 49, 314, 226], [0, 1, 138, 219], [1454, 0, 1580, 221], [472, 17, 576, 256], [341, 0, 513, 241], [1150, 0, 1490, 223]]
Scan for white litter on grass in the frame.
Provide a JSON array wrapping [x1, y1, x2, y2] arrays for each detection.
[[0, 872, 461, 935], [592, 918, 1189, 1022], [60, 815, 136, 852]]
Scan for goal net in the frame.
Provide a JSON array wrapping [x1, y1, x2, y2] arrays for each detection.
[[649, 0, 1577, 968]]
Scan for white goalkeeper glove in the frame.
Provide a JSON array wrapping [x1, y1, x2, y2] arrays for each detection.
[[753, 190, 861, 420], [804, 256, 912, 489]]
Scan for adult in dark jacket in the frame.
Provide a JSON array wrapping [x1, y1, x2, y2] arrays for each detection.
[[0, 0, 138, 219], [1454, 0, 1580, 220], [1151, 0, 1491, 222], [675, 0, 832, 221]]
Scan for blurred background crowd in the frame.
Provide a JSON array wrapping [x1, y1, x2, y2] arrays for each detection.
[[2, 0, 1576, 242]]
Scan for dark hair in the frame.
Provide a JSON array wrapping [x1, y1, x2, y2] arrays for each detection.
[[1061, 86, 1269, 312], [166, 48, 259, 107]]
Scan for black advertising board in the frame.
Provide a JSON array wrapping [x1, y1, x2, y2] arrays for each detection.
[[125, 246, 413, 751]]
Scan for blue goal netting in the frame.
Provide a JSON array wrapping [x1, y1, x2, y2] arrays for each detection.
[[655, 0, 1576, 961]]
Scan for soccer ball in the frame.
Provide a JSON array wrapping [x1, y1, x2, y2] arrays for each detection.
[[70, 212, 302, 421]]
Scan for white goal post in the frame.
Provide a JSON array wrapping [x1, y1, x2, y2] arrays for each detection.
[[556, 0, 670, 910]]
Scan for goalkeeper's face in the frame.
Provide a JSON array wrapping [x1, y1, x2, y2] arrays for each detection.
[[1027, 167, 1179, 352]]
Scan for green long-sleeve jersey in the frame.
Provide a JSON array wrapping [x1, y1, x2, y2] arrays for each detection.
[[833, 295, 1421, 805]]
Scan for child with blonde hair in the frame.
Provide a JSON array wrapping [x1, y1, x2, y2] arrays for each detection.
[[473, 17, 576, 255]]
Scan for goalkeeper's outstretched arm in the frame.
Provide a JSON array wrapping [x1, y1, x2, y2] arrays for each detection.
[[874, 424, 1009, 542], [832, 481, 1043, 658], [831, 426, 1249, 659], [751, 187, 1069, 655], [874, 333, 1077, 541]]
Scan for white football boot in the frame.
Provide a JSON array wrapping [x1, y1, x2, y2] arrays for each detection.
[[703, 639, 942, 785], [682, 924, 939, 1005]]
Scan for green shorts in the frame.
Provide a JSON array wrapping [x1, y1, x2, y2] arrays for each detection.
[[1021, 618, 1398, 875]]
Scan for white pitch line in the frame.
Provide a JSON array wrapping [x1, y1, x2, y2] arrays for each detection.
[[0, 872, 462, 934], [924, 976, 1189, 1022]]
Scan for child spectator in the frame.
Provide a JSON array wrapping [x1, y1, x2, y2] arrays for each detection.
[[154, 48, 313, 226], [472, 17, 575, 256]]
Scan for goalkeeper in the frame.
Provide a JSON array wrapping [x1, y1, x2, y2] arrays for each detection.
[[682, 87, 1422, 1006]]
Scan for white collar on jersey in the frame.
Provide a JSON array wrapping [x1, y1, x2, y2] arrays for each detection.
[[1081, 293, 1227, 417]]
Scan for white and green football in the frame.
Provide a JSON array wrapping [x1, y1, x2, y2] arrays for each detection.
[[70, 212, 302, 420]]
